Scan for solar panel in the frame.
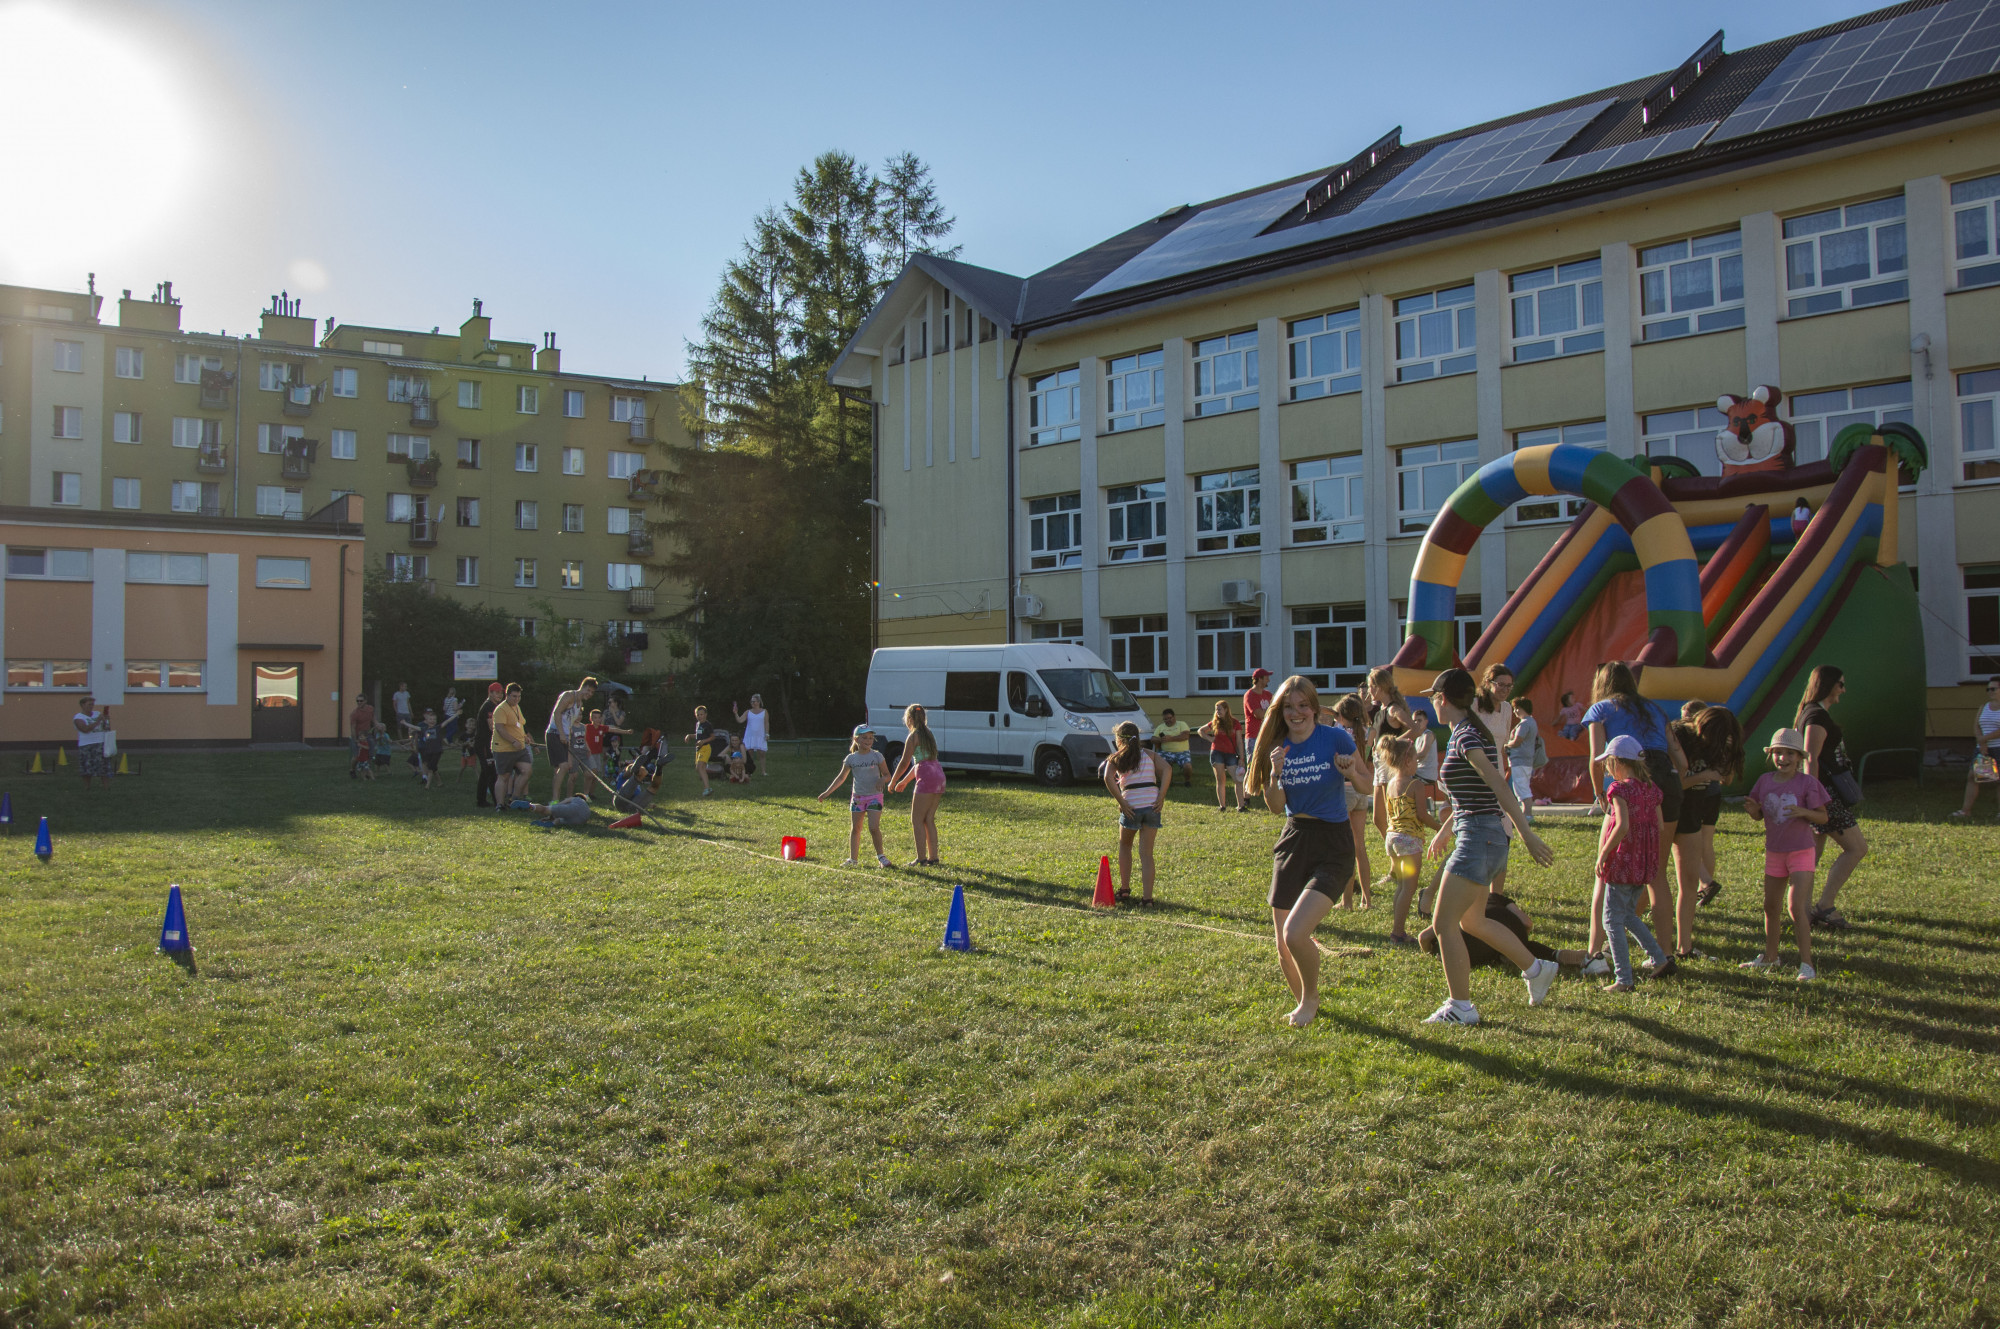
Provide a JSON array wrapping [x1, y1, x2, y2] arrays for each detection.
[[1712, 0, 2000, 142]]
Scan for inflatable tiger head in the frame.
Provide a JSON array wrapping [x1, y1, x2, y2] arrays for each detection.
[[1715, 385, 1793, 476]]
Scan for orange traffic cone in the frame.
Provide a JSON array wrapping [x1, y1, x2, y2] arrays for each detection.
[[1092, 855, 1116, 908], [607, 811, 642, 830]]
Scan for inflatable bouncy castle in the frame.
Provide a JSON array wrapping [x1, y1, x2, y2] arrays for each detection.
[[1390, 388, 1928, 796]]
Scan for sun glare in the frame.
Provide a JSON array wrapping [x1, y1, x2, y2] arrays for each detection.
[[0, 2, 203, 279]]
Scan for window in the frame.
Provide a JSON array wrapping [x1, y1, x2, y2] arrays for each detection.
[[1108, 615, 1169, 694], [386, 432, 430, 460], [1028, 367, 1081, 445], [456, 497, 481, 527], [455, 556, 480, 586], [1959, 369, 2000, 483], [257, 423, 303, 454], [1511, 422, 1607, 522], [517, 386, 540, 414], [1969, 564, 2000, 674], [111, 477, 140, 509], [560, 560, 583, 590], [458, 380, 481, 409], [256, 485, 303, 519], [1394, 284, 1476, 381], [174, 353, 220, 383], [171, 417, 218, 450], [1788, 381, 1914, 468], [6, 548, 90, 579], [5, 661, 89, 691], [128, 552, 206, 584], [562, 446, 585, 476], [1291, 604, 1368, 689], [1194, 468, 1261, 552], [53, 406, 81, 438], [125, 661, 204, 691], [362, 340, 404, 356], [386, 554, 428, 582], [517, 617, 539, 637], [1641, 407, 1729, 478], [387, 373, 427, 403], [170, 481, 209, 514], [1105, 482, 1166, 562], [386, 492, 416, 523], [330, 367, 358, 397], [254, 556, 310, 588], [611, 395, 643, 422], [515, 558, 538, 588], [114, 346, 143, 379], [1193, 330, 1259, 415], [1784, 195, 1907, 317], [1104, 350, 1166, 431], [1952, 173, 2000, 290], [563, 389, 585, 418], [113, 411, 140, 444], [563, 503, 585, 533], [607, 563, 644, 590], [258, 361, 292, 392], [516, 500, 539, 530], [516, 443, 538, 472], [1395, 439, 1480, 534], [1639, 230, 1744, 341], [1287, 309, 1361, 400], [606, 507, 634, 534], [457, 437, 481, 468], [1027, 493, 1082, 569], [1289, 455, 1363, 544], [1396, 594, 1484, 660], [1510, 259, 1603, 361], [51, 472, 80, 505], [52, 339, 82, 372], [330, 428, 356, 460], [607, 450, 643, 479], [1195, 611, 1262, 692], [1027, 619, 1084, 644]]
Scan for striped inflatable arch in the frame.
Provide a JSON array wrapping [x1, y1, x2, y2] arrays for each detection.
[[1393, 444, 1704, 679]]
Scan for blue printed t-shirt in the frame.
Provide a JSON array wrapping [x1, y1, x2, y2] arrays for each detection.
[[1278, 722, 1357, 822], [1581, 697, 1671, 752]]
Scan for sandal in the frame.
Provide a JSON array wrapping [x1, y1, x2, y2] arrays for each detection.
[[1116, 886, 1132, 903], [1810, 905, 1849, 931], [1696, 879, 1723, 908], [1676, 947, 1708, 961]]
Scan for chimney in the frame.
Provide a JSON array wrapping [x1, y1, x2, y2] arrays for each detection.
[[535, 331, 560, 374], [120, 291, 182, 332], [459, 299, 492, 362], [259, 292, 314, 346]]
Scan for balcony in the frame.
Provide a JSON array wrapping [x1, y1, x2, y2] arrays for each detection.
[[628, 467, 666, 499], [626, 524, 653, 557], [626, 585, 655, 614], [281, 382, 315, 417], [195, 445, 227, 473], [405, 456, 441, 488], [626, 413, 655, 443], [199, 369, 232, 409], [408, 397, 439, 428], [280, 437, 316, 481], [408, 518, 438, 548]]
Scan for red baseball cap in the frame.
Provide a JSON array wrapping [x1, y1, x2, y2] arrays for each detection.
[[1252, 668, 1272, 680], [487, 682, 504, 695]]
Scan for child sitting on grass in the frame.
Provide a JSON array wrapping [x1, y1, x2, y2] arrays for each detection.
[[1594, 734, 1676, 992], [818, 724, 893, 868], [1376, 734, 1439, 947], [1742, 727, 1829, 983]]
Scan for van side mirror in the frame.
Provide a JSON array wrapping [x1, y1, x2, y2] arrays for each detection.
[[1026, 696, 1049, 718]]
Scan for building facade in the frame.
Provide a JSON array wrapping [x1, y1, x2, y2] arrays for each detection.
[[0, 284, 689, 667], [834, 2, 2000, 737]]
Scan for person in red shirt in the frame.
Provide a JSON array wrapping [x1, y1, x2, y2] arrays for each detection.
[[1241, 669, 1274, 808], [580, 708, 629, 797], [348, 694, 375, 780]]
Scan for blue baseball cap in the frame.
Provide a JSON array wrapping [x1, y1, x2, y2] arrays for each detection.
[[853, 723, 874, 737]]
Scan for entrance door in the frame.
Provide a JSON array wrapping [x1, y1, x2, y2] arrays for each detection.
[[939, 664, 1003, 766], [251, 662, 304, 743]]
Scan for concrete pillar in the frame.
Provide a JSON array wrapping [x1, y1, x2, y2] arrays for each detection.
[[1742, 211, 1782, 389], [1907, 174, 1962, 686], [1162, 338, 1191, 696], [1361, 295, 1394, 658], [1474, 268, 1509, 623], [1256, 315, 1285, 674], [1601, 242, 1637, 459]]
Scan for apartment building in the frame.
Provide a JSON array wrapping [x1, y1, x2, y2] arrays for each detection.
[[833, 0, 2000, 735], [0, 284, 689, 666]]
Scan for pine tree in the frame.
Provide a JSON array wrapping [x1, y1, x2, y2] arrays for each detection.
[[873, 151, 959, 284]]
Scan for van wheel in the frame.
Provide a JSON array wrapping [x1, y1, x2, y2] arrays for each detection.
[[882, 741, 905, 770], [1035, 748, 1072, 787]]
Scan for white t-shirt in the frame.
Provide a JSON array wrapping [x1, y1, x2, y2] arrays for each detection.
[[74, 712, 103, 748], [1979, 703, 2000, 747], [1476, 700, 1515, 773], [392, 689, 412, 718], [741, 707, 769, 749]]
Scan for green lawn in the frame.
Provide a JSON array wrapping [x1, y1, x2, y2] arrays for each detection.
[[2, 752, 1995, 1327]]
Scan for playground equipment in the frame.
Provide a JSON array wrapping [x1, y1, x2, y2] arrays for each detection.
[[1391, 391, 1926, 794]]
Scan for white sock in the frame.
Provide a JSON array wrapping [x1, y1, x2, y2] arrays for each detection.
[[1450, 997, 1475, 1013]]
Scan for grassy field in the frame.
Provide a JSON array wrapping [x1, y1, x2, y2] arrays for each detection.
[[1, 749, 1995, 1327]]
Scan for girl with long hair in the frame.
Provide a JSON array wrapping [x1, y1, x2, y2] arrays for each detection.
[[1329, 692, 1376, 909], [1473, 664, 1519, 894], [1795, 665, 1866, 930], [1101, 720, 1172, 905], [1674, 703, 1744, 946], [1198, 700, 1247, 812], [1581, 661, 1687, 962], [888, 703, 947, 866], [1421, 667, 1559, 1025], [1245, 675, 1361, 1027]]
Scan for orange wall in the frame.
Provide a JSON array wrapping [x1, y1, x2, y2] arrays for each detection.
[[125, 585, 208, 658]]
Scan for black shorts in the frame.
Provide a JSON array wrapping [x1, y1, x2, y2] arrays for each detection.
[[1269, 816, 1356, 912], [420, 751, 441, 772], [545, 732, 572, 768], [1677, 783, 1722, 835], [1644, 749, 1684, 824], [1823, 793, 1859, 834]]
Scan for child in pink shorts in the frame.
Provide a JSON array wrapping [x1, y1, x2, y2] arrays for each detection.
[[1742, 727, 1830, 982]]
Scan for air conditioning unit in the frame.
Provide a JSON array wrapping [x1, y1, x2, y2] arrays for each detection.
[[1220, 579, 1259, 605], [1013, 594, 1045, 619]]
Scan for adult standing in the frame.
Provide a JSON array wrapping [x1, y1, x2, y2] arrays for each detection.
[[545, 675, 597, 803], [1421, 668, 1559, 1025], [601, 691, 629, 770], [348, 693, 375, 777], [440, 686, 462, 744], [1956, 676, 2000, 818], [491, 682, 532, 808], [1242, 668, 1274, 805], [1796, 665, 1866, 931], [391, 681, 413, 733], [73, 696, 112, 790], [1472, 664, 1519, 895], [734, 694, 772, 778], [1582, 662, 1686, 957], [1244, 675, 1359, 1029], [473, 681, 504, 807]]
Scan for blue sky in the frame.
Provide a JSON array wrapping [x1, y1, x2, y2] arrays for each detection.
[[2, 0, 1877, 381]]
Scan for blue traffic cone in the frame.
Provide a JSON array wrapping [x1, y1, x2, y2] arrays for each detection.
[[941, 883, 972, 952], [0, 791, 12, 832], [159, 884, 192, 954], [33, 815, 52, 861]]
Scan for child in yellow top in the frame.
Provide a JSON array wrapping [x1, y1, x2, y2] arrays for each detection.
[[1376, 734, 1439, 947]]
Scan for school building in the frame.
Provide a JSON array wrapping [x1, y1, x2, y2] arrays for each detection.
[[832, 0, 2000, 738]]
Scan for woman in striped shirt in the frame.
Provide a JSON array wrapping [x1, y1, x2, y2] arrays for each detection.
[[1956, 676, 2000, 819], [1103, 721, 1172, 905]]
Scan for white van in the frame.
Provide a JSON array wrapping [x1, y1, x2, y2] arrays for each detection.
[[864, 643, 1153, 785]]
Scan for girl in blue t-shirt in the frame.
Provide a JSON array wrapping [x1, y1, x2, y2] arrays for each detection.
[[1580, 662, 1688, 964], [1244, 675, 1358, 1029]]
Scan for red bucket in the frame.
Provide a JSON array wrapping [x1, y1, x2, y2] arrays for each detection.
[[780, 836, 807, 861]]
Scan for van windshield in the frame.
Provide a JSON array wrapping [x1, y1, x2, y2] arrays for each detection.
[[1037, 668, 1137, 714]]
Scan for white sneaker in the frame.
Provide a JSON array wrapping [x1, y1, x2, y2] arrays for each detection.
[[1739, 955, 1776, 970], [841, 857, 858, 867], [876, 853, 893, 868], [1582, 953, 1611, 977], [1524, 958, 1559, 1007], [1796, 963, 1817, 982], [1422, 999, 1479, 1025]]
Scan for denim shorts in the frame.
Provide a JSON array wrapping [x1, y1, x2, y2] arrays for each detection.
[[1442, 813, 1511, 886], [1118, 804, 1163, 831]]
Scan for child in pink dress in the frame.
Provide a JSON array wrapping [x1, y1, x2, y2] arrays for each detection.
[[1593, 734, 1673, 991]]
